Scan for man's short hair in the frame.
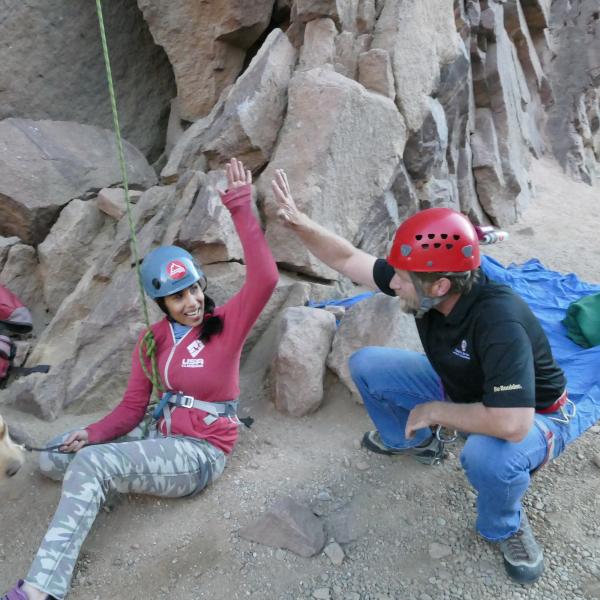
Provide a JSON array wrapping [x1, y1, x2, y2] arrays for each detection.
[[412, 269, 480, 295]]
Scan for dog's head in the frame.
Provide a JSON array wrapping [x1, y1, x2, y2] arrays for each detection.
[[0, 415, 25, 480]]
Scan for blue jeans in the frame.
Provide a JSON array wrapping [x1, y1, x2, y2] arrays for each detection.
[[349, 347, 598, 541]]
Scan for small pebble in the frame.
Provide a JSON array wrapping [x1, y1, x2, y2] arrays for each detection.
[[324, 541, 345, 566], [275, 549, 286, 561], [429, 542, 452, 560]]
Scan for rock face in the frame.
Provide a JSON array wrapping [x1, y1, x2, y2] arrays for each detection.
[[546, 1, 600, 184], [37, 200, 113, 313], [270, 307, 336, 416], [372, 0, 461, 132], [260, 67, 407, 280], [358, 48, 396, 99], [137, 0, 274, 121], [162, 29, 297, 179], [0, 119, 157, 245], [0, 1, 175, 160]]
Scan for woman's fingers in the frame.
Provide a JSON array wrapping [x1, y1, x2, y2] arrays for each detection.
[[224, 158, 252, 188], [59, 430, 89, 453], [225, 162, 233, 188], [62, 432, 78, 446], [233, 158, 243, 182]]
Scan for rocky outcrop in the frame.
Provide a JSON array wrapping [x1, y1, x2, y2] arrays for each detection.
[[0, 119, 157, 245], [546, 0, 600, 184], [137, 0, 274, 121], [162, 29, 297, 179], [38, 200, 114, 313], [0, 1, 175, 160], [372, 0, 462, 132], [259, 67, 407, 280]]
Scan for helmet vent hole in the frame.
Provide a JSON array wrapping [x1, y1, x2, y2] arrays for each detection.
[[434, 243, 441, 249], [453, 234, 461, 241], [422, 244, 430, 250], [415, 234, 423, 241], [427, 233, 435, 239], [152, 278, 161, 290], [441, 233, 448, 239], [446, 244, 454, 250]]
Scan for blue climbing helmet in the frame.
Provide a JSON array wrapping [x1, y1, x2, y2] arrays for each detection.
[[140, 246, 206, 300]]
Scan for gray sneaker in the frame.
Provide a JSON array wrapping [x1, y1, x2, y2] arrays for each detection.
[[361, 431, 445, 465], [499, 512, 544, 584]]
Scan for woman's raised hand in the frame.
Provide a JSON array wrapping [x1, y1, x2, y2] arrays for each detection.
[[226, 157, 252, 190], [59, 429, 89, 453], [271, 169, 303, 228]]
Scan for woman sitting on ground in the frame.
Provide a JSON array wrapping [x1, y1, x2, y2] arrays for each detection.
[[3, 157, 278, 600]]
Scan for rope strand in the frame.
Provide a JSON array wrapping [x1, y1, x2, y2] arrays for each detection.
[[95, 0, 164, 410]]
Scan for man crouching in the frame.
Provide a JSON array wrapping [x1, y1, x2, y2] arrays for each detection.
[[271, 169, 578, 585]]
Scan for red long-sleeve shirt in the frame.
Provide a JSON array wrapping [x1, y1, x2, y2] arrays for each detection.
[[86, 185, 278, 453]]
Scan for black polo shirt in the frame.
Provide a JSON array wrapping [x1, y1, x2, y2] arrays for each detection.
[[373, 259, 566, 410]]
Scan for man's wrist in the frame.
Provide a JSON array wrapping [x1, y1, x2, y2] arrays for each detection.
[[427, 400, 443, 426], [289, 211, 311, 231]]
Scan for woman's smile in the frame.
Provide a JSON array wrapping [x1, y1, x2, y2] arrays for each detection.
[[164, 282, 205, 326]]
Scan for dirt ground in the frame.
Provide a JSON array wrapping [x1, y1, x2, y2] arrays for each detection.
[[1, 157, 600, 600]]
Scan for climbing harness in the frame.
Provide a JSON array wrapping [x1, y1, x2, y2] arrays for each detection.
[[533, 390, 576, 471], [153, 392, 241, 436], [536, 390, 576, 425]]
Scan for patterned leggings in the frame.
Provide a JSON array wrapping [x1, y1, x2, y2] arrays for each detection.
[[25, 426, 226, 600]]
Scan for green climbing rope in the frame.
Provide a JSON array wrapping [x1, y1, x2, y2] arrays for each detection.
[[95, 0, 165, 409]]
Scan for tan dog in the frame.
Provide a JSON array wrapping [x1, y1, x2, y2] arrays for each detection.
[[0, 415, 25, 480]]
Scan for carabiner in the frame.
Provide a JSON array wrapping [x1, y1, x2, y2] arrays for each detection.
[[434, 424, 457, 444]]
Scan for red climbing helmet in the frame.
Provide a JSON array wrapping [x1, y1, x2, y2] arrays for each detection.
[[388, 208, 480, 272]]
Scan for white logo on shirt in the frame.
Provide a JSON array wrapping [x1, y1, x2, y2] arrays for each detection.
[[493, 384, 523, 392], [182, 358, 204, 368], [187, 340, 204, 357], [452, 339, 471, 360]]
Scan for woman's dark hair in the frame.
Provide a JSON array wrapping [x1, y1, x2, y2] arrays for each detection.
[[198, 294, 224, 343], [156, 292, 224, 343]]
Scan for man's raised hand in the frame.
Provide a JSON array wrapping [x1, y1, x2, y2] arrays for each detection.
[[271, 169, 303, 228]]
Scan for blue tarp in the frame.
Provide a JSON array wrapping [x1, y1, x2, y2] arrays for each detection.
[[480, 256, 600, 405], [308, 256, 600, 433]]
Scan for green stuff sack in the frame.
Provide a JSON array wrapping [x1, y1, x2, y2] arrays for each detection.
[[562, 292, 600, 348]]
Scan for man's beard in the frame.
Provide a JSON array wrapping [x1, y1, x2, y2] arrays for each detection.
[[396, 295, 419, 316]]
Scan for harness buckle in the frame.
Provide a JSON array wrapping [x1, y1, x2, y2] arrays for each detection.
[[180, 394, 195, 409]]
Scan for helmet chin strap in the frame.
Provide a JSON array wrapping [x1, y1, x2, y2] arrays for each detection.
[[408, 272, 449, 318]]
